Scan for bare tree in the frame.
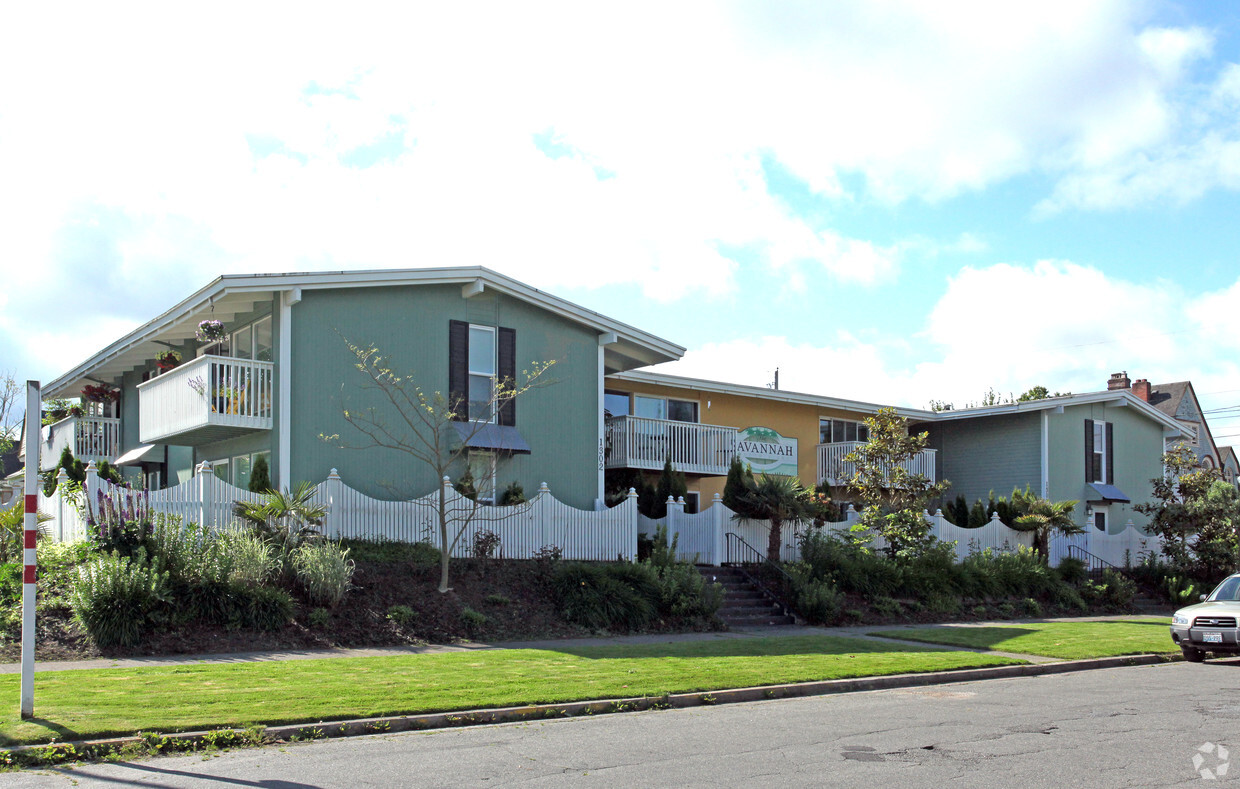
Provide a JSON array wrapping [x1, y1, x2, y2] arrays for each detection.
[[322, 338, 554, 593], [0, 372, 22, 456]]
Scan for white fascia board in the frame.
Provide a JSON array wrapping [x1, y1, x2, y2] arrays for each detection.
[[608, 370, 938, 420], [45, 266, 685, 395]]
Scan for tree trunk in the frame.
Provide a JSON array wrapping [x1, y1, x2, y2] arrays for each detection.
[[438, 483, 451, 593], [767, 517, 782, 564]]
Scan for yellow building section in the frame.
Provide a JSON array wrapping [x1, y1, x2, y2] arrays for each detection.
[[605, 372, 893, 505]]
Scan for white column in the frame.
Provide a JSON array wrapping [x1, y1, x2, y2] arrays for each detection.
[[277, 287, 301, 492], [20, 380, 40, 719], [1040, 410, 1050, 499], [55, 469, 69, 542], [711, 492, 724, 567], [324, 468, 343, 539], [625, 487, 639, 561]]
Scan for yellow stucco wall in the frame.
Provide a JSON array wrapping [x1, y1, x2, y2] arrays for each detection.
[[606, 378, 878, 502]]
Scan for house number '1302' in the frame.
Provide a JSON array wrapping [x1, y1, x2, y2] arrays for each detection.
[[597, 438, 604, 471]]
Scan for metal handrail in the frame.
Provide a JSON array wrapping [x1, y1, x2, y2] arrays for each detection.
[[724, 532, 796, 619], [1065, 544, 1118, 573]]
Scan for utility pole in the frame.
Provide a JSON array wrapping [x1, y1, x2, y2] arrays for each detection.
[[20, 380, 38, 718]]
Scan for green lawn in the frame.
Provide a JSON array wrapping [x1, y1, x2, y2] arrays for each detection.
[[0, 636, 1023, 746], [868, 618, 1174, 660]]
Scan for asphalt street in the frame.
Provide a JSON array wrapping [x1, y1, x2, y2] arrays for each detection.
[[6, 659, 1239, 788]]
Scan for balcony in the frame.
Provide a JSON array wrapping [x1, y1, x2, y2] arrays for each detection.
[[24, 415, 120, 471], [817, 441, 937, 487], [138, 355, 274, 446], [604, 415, 737, 476]]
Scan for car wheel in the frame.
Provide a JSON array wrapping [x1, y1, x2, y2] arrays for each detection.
[[1182, 646, 1206, 663]]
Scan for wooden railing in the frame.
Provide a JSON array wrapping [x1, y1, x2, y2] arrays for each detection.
[[29, 415, 120, 471], [604, 416, 737, 476], [816, 441, 936, 486], [138, 355, 274, 444]]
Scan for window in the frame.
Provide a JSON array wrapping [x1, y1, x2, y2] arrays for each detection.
[[634, 395, 698, 422], [212, 459, 230, 483], [819, 419, 870, 445], [1085, 419, 1113, 484], [683, 492, 700, 514], [468, 451, 497, 505], [1094, 510, 1107, 533], [231, 316, 273, 362], [449, 321, 517, 426], [604, 391, 630, 419], [468, 325, 496, 422]]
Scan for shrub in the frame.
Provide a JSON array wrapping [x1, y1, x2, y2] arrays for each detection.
[[459, 607, 487, 635], [342, 538, 440, 567], [1048, 584, 1087, 612], [996, 602, 1016, 618], [307, 607, 330, 628], [233, 585, 293, 630], [70, 551, 169, 647], [0, 503, 51, 564], [498, 482, 526, 506], [552, 563, 654, 631], [971, 604, 988, 618], [787, 564, 843, 625], [472, 530, 501, 559], [1165, 576, 1198, 606], [1055, 556, 1088, 586], [292, 542, 355, 607], [1017, 598, 1042, 618], [798, 531, 900, 599], [485, 594, 511, 606], [216, 529, 277, 588], [387, 604, 417, 625], [1082, 570, 1137, 610], [871, 596, 904, 619], [925, 594, 961, 617]]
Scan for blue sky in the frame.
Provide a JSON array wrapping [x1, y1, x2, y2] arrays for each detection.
[[2, 1, 1239, 443]]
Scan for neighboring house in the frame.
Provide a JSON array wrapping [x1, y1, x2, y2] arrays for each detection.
[[910, 388, 1184, 534], [602, 370, 937, 510], [33, 268, 682, 510], [1219, 446, 1240, 488], [1105, 373, 1220, 470]]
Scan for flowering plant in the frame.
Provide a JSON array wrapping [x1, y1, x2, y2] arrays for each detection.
[[80, 384, 120, 403], [155, 349, 182, 369], [196, 320, 226, 343]]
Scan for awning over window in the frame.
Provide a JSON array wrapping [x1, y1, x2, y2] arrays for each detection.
[[1088, 483, 1130, 502], [451, 423, 532, 454], [113, 444, 167, 466]]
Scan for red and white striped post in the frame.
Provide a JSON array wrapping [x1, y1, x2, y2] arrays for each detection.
[[20, 380, 39, 719]]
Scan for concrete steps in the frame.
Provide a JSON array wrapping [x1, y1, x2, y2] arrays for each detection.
[[700, 566, 795, 627]]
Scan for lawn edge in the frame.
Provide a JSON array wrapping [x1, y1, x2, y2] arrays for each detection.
[[1, 652, 1177, 764]]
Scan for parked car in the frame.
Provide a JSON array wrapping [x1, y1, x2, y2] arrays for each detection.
[[1170, 574, 1240, 662]]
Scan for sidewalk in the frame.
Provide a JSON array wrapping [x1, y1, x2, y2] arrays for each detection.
[[0, 614, 1167, 674]]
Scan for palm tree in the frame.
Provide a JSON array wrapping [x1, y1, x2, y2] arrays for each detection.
[[233, 481, 328, 576], [736, 474, 812, 563], [1012, 494, 1081, 563]]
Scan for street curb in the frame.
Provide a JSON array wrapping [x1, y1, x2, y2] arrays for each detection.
[[2, 652, 1178, 762]]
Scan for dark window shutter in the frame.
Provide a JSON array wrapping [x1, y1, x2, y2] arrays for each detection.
[[1105, 422, 1114, 485], [497, 327, 516, 426], [1084, 419, 1094, 483], [448, 320, 468, 422]]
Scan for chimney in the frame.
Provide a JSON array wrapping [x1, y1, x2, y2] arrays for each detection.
[[1132, 378, 1150, 402], [1107, 371, 1131, 391]]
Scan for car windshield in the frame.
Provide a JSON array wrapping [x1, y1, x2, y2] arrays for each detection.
[[1207, 576, 1240, 602]]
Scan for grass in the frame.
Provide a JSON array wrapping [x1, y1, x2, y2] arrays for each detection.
[[868, 618, 1175, 660], [0, 635, 1023, 746]]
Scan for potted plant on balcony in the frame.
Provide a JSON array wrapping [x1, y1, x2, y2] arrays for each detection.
[[196, 319, 226, 344], [155, 349, 182, 371]]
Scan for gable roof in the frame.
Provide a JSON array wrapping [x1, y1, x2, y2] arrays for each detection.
[[1147, 381, 1190, 419], [44, 267, 685, 397], [912, 389, 1186, 434]]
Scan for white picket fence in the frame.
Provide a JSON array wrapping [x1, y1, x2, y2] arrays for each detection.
[[48, 462, 639, 562], [24, 462, 1163, 569]]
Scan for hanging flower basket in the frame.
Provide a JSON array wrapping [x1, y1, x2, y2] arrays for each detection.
[[196, 320, 226, 344], [155, 349, 182, 370], [80, 384, 120, 403]]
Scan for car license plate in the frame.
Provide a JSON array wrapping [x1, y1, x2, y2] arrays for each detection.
[[1203, 632, 1223, 644]]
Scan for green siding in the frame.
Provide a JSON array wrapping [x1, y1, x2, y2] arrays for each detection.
[[920, 413, 1042, 506], [1048, 403, 1163, 533], [287, 285, 601, 509]]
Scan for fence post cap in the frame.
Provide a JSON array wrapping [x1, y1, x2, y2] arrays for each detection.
[[56, 467, 69, 480], [846, 503, 856, 513], [666, 495, 675, 503], [626, 487, 638, 498], [712, 492, 722, 501], [539, 481, 549, 492], [990, 511, 1001, 521], [328, 468, 341, 479], [199, 460, 212, 471], [84, 460, 98, 472], [934, 508, 943, 516]]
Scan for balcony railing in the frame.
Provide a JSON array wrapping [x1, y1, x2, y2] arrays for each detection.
[[138, 355, 274, 446], [26, 415, 120, 471], [604, 415, 737, 476], [817, 441, 936, 487]]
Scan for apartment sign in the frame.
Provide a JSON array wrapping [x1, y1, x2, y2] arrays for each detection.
[[737, 426, 798, 477]]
